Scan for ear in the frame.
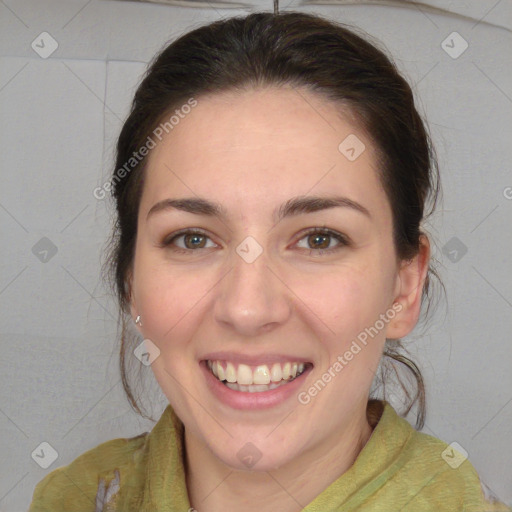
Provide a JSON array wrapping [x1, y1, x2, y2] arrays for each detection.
[[386, 234, 430, 339]]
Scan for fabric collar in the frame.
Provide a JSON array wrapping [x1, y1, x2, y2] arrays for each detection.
[[140, 399, 410, 511]]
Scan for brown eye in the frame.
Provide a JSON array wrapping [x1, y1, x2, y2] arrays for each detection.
[[296, 228, 349, 255], [307, 233, 331, 249], [161, 229, 216, 253], [182, 233, 208, 249]]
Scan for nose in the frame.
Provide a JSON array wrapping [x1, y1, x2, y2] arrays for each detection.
[[213, 246, 292, 337]]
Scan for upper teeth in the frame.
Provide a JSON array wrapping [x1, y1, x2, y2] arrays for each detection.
[[207, 360, 306, 385]]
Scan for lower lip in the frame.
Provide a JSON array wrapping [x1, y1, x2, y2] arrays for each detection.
[[200, 361, 313, 410]]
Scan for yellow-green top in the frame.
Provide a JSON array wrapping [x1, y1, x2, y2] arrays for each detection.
[[29, 400, 511, 511]]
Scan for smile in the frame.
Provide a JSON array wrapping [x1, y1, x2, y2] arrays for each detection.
[[206, 359, 313, 393]]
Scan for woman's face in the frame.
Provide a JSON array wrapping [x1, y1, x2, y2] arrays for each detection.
[[130, 86, 423, 471]]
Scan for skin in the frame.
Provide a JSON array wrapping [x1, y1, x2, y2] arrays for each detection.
[[129, 85, 430, 511]]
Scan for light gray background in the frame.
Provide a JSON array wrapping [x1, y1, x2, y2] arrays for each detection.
[[1, 0, 511, 510]]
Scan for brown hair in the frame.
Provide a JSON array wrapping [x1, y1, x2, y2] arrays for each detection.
[[103, 11, 443, 429]]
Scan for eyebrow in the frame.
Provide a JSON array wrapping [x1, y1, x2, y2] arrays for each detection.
[[146, 195, 371, 223]]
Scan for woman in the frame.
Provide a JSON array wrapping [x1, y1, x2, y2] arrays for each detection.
[[29, 11, 511, 512]]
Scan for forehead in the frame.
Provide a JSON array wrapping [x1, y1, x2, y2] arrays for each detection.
[[140, 86, 390, 223]]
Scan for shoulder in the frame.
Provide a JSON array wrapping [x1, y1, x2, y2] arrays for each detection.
[[395, 421, 511, 511], [365, 402, 511, 511], [28, 431, 149, 512]]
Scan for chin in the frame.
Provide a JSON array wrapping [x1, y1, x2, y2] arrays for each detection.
[[207, 433, 300, 472]]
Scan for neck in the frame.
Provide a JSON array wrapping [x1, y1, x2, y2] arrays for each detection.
[[184, 400, 375, 512]]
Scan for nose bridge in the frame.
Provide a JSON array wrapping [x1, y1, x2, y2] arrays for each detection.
[[213, 237, 291, 334]]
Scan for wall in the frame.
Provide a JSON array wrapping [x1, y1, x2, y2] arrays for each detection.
[[0, 0, 511, 509]]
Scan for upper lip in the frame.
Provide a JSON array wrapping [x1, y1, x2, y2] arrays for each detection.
[[201, 352, 313, 366]]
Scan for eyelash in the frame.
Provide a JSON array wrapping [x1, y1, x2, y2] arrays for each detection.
[[160, 227, 350, 257]]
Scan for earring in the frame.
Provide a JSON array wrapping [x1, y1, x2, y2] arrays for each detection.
[[135, 315, 142, 327]]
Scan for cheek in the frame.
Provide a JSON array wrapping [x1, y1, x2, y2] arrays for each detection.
[[292, 262, 386, 337], [299, 267, 391, 383], [133, 257, 212, 343], [291, 261, 394, 393]]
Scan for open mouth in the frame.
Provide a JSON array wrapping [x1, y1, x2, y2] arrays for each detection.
[[204, 359, 314, 393]]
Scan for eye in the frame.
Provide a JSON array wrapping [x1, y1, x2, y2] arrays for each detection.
[[295, 227, 349, 256], [159, 226, 350, 256], [160, 229, 216, 254]]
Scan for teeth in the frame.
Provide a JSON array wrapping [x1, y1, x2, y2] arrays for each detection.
[[225, 380, 290, 393], [253, 365, 270, 385], [207, 360, 307, 386], [225, 362, 237, 383], [270, 363, 282, 382], [237, 364, 253, 385], [216, 361, 226, 381], [282, 362, 291, 380]]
